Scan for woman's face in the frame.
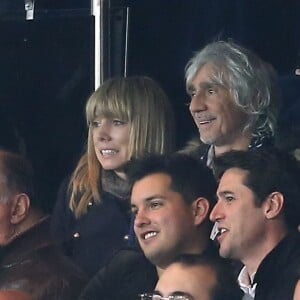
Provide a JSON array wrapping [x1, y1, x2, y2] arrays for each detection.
[[91, 117, 131, 179]]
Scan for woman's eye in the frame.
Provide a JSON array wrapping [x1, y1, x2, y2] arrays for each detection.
[[113, 119, 126, 126], [91, 121, 101, 127], [113, 120, 122, 125]]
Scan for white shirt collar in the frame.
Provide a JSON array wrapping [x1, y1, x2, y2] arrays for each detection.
[[206, 145, 215, 168], [238, 266, 257, 299]]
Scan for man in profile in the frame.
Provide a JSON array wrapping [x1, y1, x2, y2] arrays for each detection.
[[0, 150, 87, 299], [210, 148, 300, 299]]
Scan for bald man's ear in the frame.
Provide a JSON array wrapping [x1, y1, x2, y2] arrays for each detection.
[[192, 197, 210, 226], [10, 193, 30, 224]]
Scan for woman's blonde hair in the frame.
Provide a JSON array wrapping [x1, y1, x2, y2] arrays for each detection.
[[69, 76, 175, 217]]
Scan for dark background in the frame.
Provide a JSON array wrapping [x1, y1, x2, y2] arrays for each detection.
[[0, 0, 299, 211]]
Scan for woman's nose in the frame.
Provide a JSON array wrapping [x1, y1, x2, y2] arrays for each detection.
[[94, 121, 112, 141]]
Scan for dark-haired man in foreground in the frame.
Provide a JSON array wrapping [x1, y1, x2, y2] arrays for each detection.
[[80, 153, 237, 300]]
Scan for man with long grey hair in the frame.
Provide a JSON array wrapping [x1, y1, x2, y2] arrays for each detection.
[[182, 40, 280, 167]]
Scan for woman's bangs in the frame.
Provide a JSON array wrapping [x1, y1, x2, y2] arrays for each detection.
[[90, 94, 130, 122]]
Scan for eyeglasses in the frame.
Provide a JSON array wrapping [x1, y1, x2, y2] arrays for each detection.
[[139, 293, 192, 300]]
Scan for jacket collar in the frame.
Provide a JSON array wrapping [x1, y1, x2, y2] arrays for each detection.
[[0, 216, 52, 269]]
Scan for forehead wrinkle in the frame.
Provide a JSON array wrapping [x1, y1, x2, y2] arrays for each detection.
[[189, 78, 224, 92]]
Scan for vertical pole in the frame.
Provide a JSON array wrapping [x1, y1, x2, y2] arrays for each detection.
[[24, 0, 35, 20], [92, 0, 104, 89]]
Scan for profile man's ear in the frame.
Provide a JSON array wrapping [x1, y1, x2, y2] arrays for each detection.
[[10, 193, 30, 224], [192, 197, 210, 226], [264, 192, 284, 219]]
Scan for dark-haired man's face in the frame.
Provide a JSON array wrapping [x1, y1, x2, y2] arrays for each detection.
[[210, 168, 267, 263], [131, 173, 199, 269]]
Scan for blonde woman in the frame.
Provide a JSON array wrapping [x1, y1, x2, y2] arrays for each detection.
[[51, 76, 175, 277]]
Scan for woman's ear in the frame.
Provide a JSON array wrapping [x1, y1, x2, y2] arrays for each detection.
[[10, 193, 30, 224], [264, 192, 284, 219], [192, 197, 210, 226]]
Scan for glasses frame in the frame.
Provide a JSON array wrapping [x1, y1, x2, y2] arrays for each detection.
[[139, 293, 192, 300]]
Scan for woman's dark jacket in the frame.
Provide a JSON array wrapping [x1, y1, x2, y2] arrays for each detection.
[[51, 171, 131, 277]]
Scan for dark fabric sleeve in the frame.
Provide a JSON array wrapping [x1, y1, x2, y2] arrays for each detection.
[[78, 266, 106, 300], [50, 176, 74, 256], [32, 276, 88, 300], [79, 248, 158, 300]]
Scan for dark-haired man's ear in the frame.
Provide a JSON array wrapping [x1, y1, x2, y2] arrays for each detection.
[[192, 197, 210, 225], [264, 192, 284, 219], [10, 193, 30, 224]]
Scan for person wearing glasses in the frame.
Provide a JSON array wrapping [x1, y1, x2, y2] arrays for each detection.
[[140, 254, 242, 300]]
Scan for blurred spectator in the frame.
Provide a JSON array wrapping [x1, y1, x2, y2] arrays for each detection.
[[276, 51, 300, 160], [0, 150, 87, 299]]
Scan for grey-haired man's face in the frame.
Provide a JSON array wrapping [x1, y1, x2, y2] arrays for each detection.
[[188, 63, 249, 149]]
